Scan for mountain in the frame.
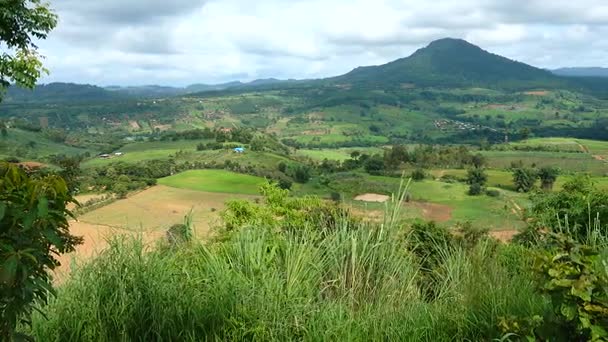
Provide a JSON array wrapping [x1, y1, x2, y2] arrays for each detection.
[[185, 81, 244, 93], [3, 83, 122, 103], [552, 67, 608, 78], [334, 38, 562, 89], [105, 85, 185, 97]]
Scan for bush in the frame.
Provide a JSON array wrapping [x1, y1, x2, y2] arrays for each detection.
[[293, 165, 311, 184], [277, 178, 293, 190], [468, 182, 483, 195], [485, 189, 500, 197], [411, 168, 425, 181], [330, 191, 341, 202]]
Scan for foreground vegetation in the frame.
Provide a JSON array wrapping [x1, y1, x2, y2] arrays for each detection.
[[8, 180, 605, 341]]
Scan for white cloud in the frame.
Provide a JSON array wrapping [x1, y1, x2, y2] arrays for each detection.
[[35, 0, 608, 85]]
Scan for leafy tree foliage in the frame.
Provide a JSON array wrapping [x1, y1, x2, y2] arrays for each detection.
[[410, 168, 426, 181], [466, 167, 488, 196], [293, 165, 312, 184], [513, 168, 538, 193], [538, 166, 559, 191], [0, 162, 82, 340], [0, 0, 57, 92]]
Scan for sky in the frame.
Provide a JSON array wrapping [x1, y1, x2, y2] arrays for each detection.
[[36, 0, 608, 86]]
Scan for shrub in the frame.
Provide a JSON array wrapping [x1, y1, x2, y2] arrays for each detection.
[[468, 182, 483, 195], [330, 191, 342, 202], [485, 189, 500, 197], [513, 168, 538, 193], [411, 168, 425, 181], [293, 165, 311, 184]]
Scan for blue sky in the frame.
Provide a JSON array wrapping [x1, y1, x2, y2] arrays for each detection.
[[37, 0, 608, 86]]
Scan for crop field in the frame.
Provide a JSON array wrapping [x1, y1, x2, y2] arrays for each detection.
[[83, 139, 211, 167], [158, 169, 267, 195], [508, 137, 585, 153], [77, 185, 258, 233], [297, 147, 385, 161], [480, 150, 607, 174], [324, 173, 526, 231]]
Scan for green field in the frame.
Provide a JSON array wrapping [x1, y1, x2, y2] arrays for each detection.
[[83, 139, 211, 167], [158, 169, 267, 195], [298, 147, 384, 161], [480, 150, 607, 174]]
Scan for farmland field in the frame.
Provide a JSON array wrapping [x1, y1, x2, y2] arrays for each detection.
[[297, 147, 384, 161], [480, 150, 607, 174], [77, 185, 258, 233], [158, 169, 267, 195]]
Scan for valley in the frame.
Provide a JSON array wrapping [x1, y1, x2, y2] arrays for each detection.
[[3, 33, 608, 341]]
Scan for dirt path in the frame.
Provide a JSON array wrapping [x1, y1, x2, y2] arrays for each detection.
[[576, 141, 590, 153]]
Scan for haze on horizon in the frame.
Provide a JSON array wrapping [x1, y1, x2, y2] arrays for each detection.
[[39, 0, 608, 86]]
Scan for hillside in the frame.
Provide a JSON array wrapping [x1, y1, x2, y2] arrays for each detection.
[[3, 83, 123, 103], [553, 67, 608, 77], [334, 38, 563, 89]]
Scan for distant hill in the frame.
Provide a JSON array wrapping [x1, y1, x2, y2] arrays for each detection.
[[552, 67, 608, 77], [4, 83, 122, 103], [105, 85, 185, 97], [105, 79, 294, 98], [334, 38, 563, 89]]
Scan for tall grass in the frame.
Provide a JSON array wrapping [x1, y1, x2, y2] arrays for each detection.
[[26, 183, 549, 341]]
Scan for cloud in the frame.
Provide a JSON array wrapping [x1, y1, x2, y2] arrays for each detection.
[[34, 0, 608, 86]]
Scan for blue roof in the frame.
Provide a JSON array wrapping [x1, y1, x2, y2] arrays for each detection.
[[234, 147, 245, 151]]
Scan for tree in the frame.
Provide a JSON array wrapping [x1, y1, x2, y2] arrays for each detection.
[[277, 162, 287, 173], [0, 122, 7, 138], [513, 168, 537, 193], [466, 167, 488, 196], [538, 166, 559, 191], [0, 4, 63, 338], [0, 0, 57, 93], [113, 183, 129, 199], [410, 168, 426, 181], [53, 155, 82, 194], [466, 167, 487, 186], [293, 165, 311, 184], [364, 156, 385, 175], [250, 135, 266, 151], [0, 162, 82, 340], [471, 153, 486, 168]]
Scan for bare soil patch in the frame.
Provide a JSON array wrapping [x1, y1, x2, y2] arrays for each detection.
[[354, 193, 390, 203], [53, 221, 164, 283], [129, 120, 141, 129], [490, 230, 518, 243], [405, 201, 453, 222]]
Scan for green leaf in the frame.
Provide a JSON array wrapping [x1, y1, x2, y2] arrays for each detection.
[[572, 280, 592, 302], [0, 255, 19, 285], [560, 304, 577, 321], [37, 197, 48, 218], [0, 202, 6, 220], [590, 325, 608, 340]]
